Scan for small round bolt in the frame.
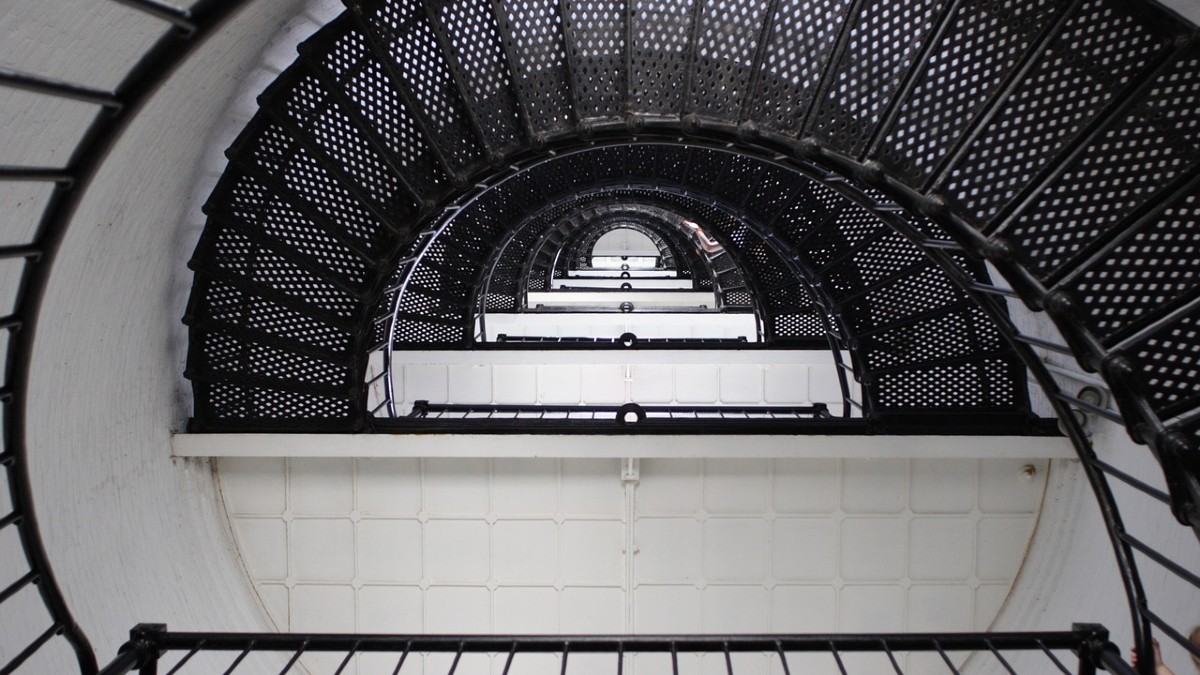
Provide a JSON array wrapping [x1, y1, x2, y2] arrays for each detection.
[[1021, 464, 1037, 481]]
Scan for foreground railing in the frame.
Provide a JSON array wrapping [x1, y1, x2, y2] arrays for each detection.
[[99, 626, 1128, 675]]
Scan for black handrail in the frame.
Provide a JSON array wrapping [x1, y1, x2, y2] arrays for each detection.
[[97, 624, 1119, 675]]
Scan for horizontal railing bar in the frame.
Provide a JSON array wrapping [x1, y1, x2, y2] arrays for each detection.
[[0, 167, 74, 184], [108, 0, 198, 33], [0, 510, 22, 530], [0, 245, 43, 261], [148, 632, 1088, 654], [969, 283, 1020, 298], [1, 623, 62, 675], [1042, 362, 1110, 391], [0, 316, 24, 331], [1120, 531, 1200, 590], [1056, 392, 1124, 423], [0, 570, 38, 605], [1013, 334, 1074, 355], [1091, 459, 1172, 506], [1140, 608, 1200, 664], [0, 68, 121, 108]]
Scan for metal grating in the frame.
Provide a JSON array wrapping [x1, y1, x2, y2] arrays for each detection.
[[1003, 44, 1200, 280], [809, 0, 948, 155], [878, 0, 1065, 186], [940, 0, 1171, 224], [564, 0, 627, 120], [495, 0, 575, 135], [1067, 185, 1200, 344], [744, 0, 856, 133]]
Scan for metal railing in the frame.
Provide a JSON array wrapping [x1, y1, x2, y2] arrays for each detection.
[[96, 624, 1126, 675]]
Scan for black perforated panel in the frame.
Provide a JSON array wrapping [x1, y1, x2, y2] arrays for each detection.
[[495, 0, 575, 134], [629, 0, 695, 114], [1070, 186, 1200, 344], [810, 0, 947, 155], [879, 0, 1063, 186], [564, 0, 627, 120], [943, 0, 1170, 225], [744, 0, 855, 132], [1005, 45, 1200, 280], [1129, 306, 1200, 420], [367, 0, 487, 171], [428, 0, 528, 152], [687, 0, 771, 120]]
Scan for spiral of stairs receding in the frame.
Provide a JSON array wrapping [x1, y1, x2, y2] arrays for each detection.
[[185, 0, 1200, 519]]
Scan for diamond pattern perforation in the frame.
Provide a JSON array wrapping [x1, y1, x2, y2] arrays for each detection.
[[224, 174, 370, 286], [283, 72, 417, 221], [864, 306, 1000, 372], [745, 0, 855, 132], [687, 0, 771, 120], [329, 28, 452, 198], [943, 0, 1169, 225], [248, 123, 383, 252], [497, 0, 575, 134], [369, 3, 486, 171], [1005, 47, 1200, 280], [879, 0, 1063, 186], [875, 358, 1017, 409], [853, 263, 966, 331], [207, 229, 359, 319], [1071, 188, 1200, 343], [811, 0, 947, 155], [565, 0, 627, 119], [201, 279, 351, 353], [629, 0, 695, 114], [1130, 306, 1200, 419], [431, 0, 527, 151], [205, 382, 353, 421], [199, 332, 351, 388]]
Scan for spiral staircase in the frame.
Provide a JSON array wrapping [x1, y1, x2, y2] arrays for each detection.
[[2, 0, 1200, 673]]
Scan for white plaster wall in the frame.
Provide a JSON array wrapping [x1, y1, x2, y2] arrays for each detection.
[[1, 0, 337, 669], [970, 417, 1200, 675], [218, 455, 1049, 675]]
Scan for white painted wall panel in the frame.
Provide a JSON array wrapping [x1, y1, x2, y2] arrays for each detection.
[[219, 456, 1049, 674]]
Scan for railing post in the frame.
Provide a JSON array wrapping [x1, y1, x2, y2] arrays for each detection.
[[129, 624, 166, 675], [1073, 623, 1113, 675]]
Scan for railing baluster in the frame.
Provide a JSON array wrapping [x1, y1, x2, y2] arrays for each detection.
[[108, 0, 197, 33], [221, 643, 254, 675], [391, 640, 412, 675], [829, 642, 849, 675], [933, 640, 961, 675], [1037, 640, 1074, 675], [1120, 531, 1200, 590], [774, 641, 791, 675], [986, 641, 1017, 675], [881, 640, 904, 674], [0, 570, 38, 605], [168, 641, 208, 675], [0, 68, 121, 108], [3, 624, 63, 674], [334, 641, 361, 675]]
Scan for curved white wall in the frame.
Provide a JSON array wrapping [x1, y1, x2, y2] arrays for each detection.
[[13, 0, 322, 667]]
